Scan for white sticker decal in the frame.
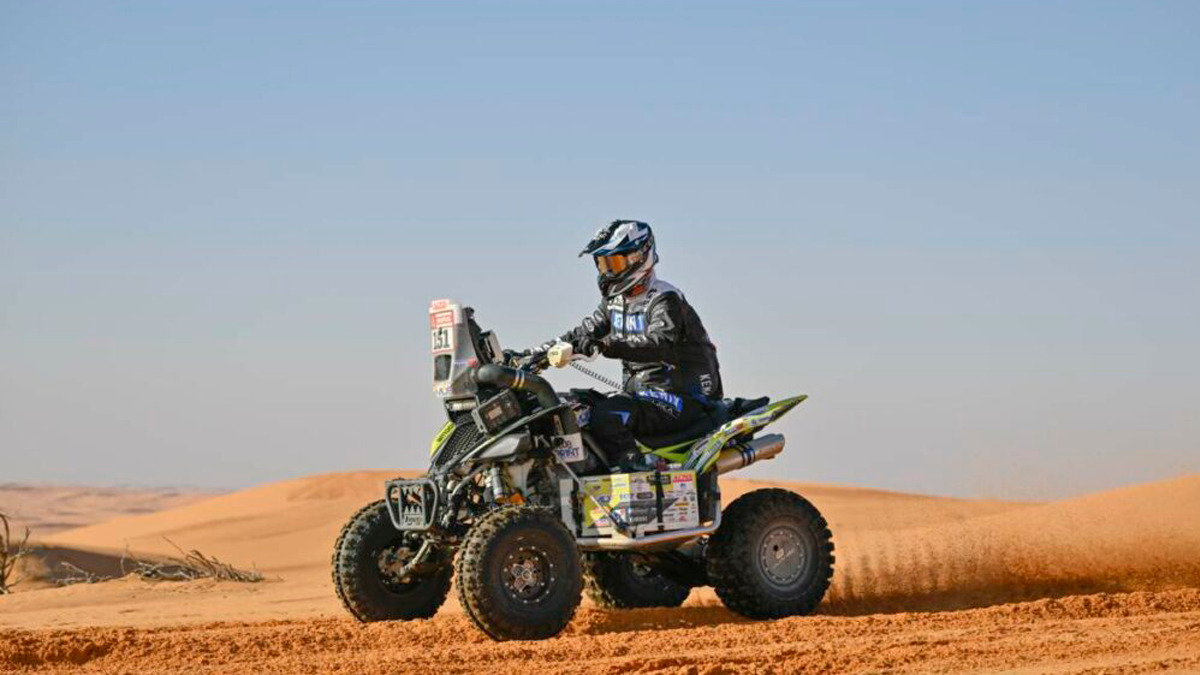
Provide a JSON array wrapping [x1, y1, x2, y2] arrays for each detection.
[[554, 433, 587, 463], [430, 309, 456, 354]]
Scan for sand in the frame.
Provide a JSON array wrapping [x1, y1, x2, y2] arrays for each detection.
[[2, 470, 1198, 673], [0, 484, 221, 537]]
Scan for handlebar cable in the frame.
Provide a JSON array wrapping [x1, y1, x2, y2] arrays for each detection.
[[569, 361, 623, 390]]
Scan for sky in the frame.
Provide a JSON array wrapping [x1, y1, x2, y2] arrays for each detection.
[[2, 1, 1197, 499]]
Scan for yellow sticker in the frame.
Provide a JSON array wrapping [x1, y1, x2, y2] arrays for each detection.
[[429, 421, 455, 455]]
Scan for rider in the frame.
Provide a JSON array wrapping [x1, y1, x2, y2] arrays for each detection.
[[530, 220, 723, 471]]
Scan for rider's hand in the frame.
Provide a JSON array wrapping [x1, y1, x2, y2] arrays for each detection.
[[577, 337, 603, 358]]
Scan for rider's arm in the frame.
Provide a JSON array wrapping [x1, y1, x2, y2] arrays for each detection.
[[560, 302, 612, 350], [530, 302, 611, 357], [600, 293, 682, 362]]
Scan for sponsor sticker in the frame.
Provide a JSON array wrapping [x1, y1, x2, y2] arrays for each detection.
[[637, 389, 683, 412], [554, 433, 586, 463]]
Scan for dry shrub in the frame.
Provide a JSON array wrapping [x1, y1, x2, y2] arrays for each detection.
[[55, 561, 108, 586], [122, 538, 264, 583], [0, 511, 32, 594], [55, 537, 265, 586]]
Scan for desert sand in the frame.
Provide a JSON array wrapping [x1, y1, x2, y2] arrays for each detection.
[[0, 484, 221, 537], [2, 470, 1198, 673]]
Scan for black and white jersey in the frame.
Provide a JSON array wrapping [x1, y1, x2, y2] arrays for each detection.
[[557, 276, 723, 401]]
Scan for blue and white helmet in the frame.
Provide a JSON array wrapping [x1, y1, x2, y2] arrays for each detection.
[[579, 220, 658, 297]]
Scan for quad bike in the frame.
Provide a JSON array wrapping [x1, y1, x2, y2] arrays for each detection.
[[332, 299, 834, 640]]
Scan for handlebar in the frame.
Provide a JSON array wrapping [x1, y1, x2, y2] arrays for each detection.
[[502, 349, 548, 374]]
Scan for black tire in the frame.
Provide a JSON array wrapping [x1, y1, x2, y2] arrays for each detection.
[[582, 552, 691, 609], [706, 488, 834, 619], [455, 506, 582, 641], [331, 499, 452, 622]]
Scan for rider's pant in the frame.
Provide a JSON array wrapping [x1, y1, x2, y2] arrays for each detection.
[[589, 390, 709, 470]]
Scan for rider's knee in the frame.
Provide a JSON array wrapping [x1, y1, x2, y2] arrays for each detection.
[[588, 398, 633, 437]]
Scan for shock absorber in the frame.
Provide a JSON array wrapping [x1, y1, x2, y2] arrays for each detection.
[[488, 466, 506, 501]]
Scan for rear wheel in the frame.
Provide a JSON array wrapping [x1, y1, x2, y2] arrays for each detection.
[[455, 506, 582, 640], [582, 552, 691, 608], [332, 500, 452, 622], [706, 488, 834, 619]]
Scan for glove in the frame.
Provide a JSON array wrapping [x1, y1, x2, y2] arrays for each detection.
[[577, 337, 603, 358]]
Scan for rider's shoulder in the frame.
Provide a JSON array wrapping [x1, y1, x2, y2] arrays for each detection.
[[646, 278, 684, 302]]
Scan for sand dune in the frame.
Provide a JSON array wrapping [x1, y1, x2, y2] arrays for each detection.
[[2, 470, 1198, 673], [824, 473, 1200, 613], [40, 471, 1021, 579], [0, 484, 220, 536]]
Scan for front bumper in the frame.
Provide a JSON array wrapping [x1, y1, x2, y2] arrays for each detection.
[[384, 478, 439, 531]]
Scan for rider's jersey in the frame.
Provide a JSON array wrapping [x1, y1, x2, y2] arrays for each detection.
[[557, 276, 723, 401]]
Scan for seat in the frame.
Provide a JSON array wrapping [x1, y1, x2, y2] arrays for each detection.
[[636, 401, 730, 450]]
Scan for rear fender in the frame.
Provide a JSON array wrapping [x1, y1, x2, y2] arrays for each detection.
[[683, 395, 808, 473], [643, 440, 695, 464]]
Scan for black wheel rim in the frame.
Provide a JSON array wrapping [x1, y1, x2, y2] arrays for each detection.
[[501, 545, 555, 605]]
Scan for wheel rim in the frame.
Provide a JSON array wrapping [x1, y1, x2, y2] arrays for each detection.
[[376, 540, 420, 593], [756, 523, 809, 590], [502, 545, 555, 604], [629, 559, 657, 580]]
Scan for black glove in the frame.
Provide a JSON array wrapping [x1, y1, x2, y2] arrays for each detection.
[[577, 337, 604, 358]]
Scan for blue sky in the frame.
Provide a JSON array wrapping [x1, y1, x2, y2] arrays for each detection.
[[2, 1, 1197, 497]]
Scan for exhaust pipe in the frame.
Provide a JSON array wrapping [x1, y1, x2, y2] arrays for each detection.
[[713, 434, 785, 475]]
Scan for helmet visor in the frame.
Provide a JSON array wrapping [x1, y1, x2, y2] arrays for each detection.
[[594, 250, 642, 275]]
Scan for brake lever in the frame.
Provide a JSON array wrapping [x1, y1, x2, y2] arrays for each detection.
[[572, 350, 599, 364]]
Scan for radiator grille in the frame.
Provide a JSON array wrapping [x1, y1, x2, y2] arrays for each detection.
[[430, 411, 483, 472]]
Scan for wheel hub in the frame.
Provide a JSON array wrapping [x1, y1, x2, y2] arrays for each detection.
[[503, 546, 555, 604], [758, 525, 806, 587], [378, 542, 417, 591], [629, 560, 656, 579]]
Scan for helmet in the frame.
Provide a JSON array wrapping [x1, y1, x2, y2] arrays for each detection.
[[579, 220, 658, 297]]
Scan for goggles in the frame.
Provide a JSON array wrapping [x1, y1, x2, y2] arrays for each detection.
[[594, 250, 643, 275]]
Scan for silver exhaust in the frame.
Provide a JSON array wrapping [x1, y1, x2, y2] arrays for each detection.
[[713, 433, 785, 475]]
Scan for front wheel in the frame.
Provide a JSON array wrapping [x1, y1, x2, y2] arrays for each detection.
[[331, 500, 452, 622], [706, 488, 834, 619], [455, 506, 583, 641]]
